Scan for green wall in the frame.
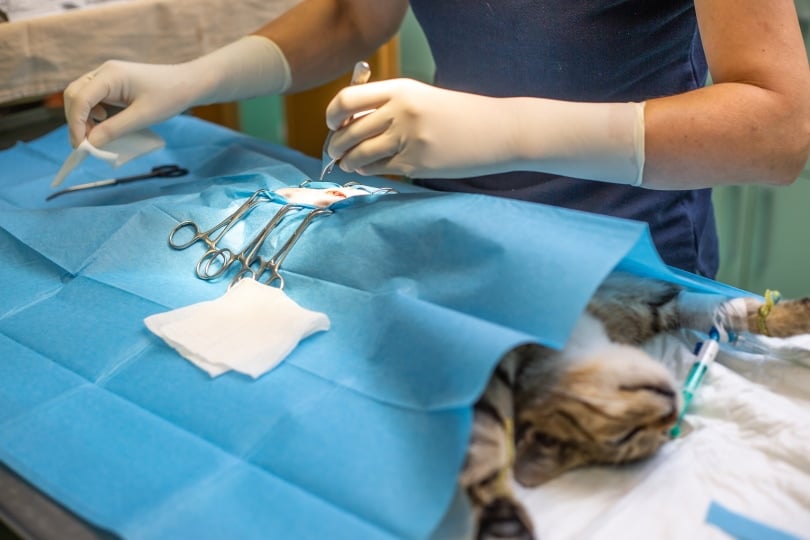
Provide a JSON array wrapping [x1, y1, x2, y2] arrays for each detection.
[[239, 95, 286, 145], [398, 8, 434, 83]]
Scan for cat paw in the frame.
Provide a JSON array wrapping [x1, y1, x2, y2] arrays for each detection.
[[747, 297, 810, 338], [477, 497, 535, 540]]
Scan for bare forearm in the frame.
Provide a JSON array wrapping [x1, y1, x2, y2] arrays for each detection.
[[640, 0, 810, 189], [643, 81, 810, 189], [253, 0, 407, 93]]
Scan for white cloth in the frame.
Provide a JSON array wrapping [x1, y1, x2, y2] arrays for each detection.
[[0, 0, 301, 105], [51, 128, 165, 187], [144, 279, 330, 378], [517, 315, 810, 540], [0, 0, 132, 22]]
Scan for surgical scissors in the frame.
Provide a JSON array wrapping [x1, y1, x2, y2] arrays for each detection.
[[195, 204, 304, 280], [168, 189, 272, 251], [46, 164, 188, 201], [230, 207, 333, 290]]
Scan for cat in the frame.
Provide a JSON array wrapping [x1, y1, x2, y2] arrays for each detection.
[[459, 272, 810, 540]]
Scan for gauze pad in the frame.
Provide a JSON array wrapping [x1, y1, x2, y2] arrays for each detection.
[[144, 279, 330, 378], [52, 129, 165, 187]]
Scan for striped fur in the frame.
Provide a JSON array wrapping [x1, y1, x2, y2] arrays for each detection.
[[461, 272, 810, 539]]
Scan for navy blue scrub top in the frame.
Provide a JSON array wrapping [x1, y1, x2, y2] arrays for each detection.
[[408, 0, 719, 277]]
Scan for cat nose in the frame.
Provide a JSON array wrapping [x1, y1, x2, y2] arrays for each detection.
[[662, 404, 678, 424], [653, 395, 680, 435]]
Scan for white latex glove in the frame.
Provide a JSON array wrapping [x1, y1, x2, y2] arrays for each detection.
[[325, 78, 646, 185], [63, 35, 291, 148]]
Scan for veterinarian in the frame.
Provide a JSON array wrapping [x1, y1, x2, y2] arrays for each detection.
[[63, 0, 810, 278]]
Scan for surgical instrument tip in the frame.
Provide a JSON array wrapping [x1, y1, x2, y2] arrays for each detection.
[[319, 61, 372, 181]]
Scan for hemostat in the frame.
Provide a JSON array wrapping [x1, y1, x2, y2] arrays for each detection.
[[167, 181, 395, 289]]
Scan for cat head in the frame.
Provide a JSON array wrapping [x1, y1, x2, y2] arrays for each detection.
[[512, 343, 679, 486]]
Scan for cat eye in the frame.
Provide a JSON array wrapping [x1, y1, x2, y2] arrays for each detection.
[[610, 426, 644, 446], [618, 384, 676, 399], [532, 432, 559, 447], [516, 421, 533, 442]]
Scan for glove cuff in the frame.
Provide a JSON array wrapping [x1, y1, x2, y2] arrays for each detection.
[[510, 99, 646, 186], [631, 101, 646, 186], [189, 35, 292, 106]]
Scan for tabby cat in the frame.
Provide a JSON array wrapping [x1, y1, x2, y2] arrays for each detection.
[[461, 272, 810, 540]]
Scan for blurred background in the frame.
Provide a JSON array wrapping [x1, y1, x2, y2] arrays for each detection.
[[1, 3, 809, 297]]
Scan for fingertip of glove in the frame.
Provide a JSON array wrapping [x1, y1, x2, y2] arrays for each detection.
[[86, 126, 111, 149]]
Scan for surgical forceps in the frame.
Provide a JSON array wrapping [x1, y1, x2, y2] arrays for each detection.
[[230, 207, 333, 290], [46, 164, 188, 201], [319, 61, 372, 180], [168, 189, 272, 251], [195, 203, 304, 280]]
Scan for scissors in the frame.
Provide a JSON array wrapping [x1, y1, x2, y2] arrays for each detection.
[[168, 189, 272, 252], [319, 61, 372, 181], [195, 203, 304, 281], [46, 164, 189, 201]]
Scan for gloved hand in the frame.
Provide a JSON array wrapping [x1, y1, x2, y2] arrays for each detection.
[[63, 35, 291, 148], [325, 78, 646, 185]]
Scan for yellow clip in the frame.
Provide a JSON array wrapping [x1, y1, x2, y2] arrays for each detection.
[[757, 289, 782, 337], [495, 418, 515, 491]]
